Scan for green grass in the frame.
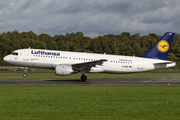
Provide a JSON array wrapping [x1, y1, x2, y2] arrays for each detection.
[[0, 68, 180, 79], [0, 86, 180, 120], [0, 72, 180, 79]]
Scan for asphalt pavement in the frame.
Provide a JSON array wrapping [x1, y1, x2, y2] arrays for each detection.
[[0, 78, 180, 86]]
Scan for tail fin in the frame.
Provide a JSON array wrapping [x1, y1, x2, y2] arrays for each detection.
[[141, 32, 175, 60]]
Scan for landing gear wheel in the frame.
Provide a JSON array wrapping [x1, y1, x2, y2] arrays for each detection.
[[81, 75, 87, 82], [23, 73, 27, 77], [23, 67, 28, 78]]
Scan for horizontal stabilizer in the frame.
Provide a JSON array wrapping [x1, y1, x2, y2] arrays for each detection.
[[153, 61, 176, 69], [153, 61, 174, 65]]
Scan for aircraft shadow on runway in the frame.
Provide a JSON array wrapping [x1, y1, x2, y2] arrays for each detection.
[[44, 79, 86, 82]]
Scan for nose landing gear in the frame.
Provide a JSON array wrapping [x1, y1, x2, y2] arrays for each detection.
[[23, 73, 27, 77], [23, 67, 28, 77]]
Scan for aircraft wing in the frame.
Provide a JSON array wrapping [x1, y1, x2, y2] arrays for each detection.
[[72, 59, 107, 71]]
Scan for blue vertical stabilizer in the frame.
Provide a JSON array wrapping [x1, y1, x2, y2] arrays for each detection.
[[141, 32, 175, 60]]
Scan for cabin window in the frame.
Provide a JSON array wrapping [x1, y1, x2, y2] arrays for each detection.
[[11, 52, 18, 56]]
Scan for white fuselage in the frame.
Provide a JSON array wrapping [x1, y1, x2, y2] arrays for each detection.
[[3, 48, 176, 74]]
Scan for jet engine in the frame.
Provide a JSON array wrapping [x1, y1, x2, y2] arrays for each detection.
[[55, 64, 73, 76]]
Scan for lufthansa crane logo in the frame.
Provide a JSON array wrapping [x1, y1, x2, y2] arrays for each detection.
[[157, 40, 169, 53]]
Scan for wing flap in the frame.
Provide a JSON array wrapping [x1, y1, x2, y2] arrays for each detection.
[[72, 59, 107, 71]]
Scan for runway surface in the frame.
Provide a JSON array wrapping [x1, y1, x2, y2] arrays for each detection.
[[0, 78, 180, 86]]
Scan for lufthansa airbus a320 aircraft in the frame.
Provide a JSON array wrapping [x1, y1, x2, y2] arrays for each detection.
[[3, 32, 176, 81]]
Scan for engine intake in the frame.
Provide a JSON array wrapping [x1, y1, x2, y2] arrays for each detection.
[[55, 64, 72, 76]]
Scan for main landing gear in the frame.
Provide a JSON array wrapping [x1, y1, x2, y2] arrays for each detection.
[[23, 67, 28, 77], [81, 75, 87, 82], [80, 70, 87, 82]]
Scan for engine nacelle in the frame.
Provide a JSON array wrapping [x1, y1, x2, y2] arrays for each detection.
[[55, 64, 72, 76]]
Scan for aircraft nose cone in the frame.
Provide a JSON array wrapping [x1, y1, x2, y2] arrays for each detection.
[[3, 56, 9, 63]]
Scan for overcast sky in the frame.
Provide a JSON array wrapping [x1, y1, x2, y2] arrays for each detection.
[[0, 0, 179, 38]]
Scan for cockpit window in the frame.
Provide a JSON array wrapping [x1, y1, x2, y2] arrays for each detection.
[[11, 52, 18, 56]]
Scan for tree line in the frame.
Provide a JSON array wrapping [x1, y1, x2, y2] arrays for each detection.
[[0, 30, 180, 67]]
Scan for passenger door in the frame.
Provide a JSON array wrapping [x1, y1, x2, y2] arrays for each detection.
[[137, 59, 143, 69], [23, 49, 29, 61]]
